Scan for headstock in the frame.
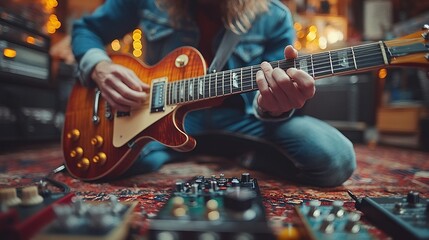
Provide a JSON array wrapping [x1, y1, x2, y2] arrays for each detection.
[[385, 24, 429, 68]]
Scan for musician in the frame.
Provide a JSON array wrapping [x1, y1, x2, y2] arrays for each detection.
[[72, 0, 356, 187]]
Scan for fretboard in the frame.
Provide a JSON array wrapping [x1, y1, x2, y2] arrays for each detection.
[[166, 41, 389, 105]]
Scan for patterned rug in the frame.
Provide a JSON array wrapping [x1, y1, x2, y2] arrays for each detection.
[[1, 142, 428, 239]]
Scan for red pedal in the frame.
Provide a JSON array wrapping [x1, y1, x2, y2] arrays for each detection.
[[0, 192, 75, 240]]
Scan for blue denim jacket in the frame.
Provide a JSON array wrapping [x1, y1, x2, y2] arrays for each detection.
[[72, 0, 296, 117]]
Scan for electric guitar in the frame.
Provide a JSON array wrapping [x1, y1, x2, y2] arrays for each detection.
[[62, 28, 429, 181]]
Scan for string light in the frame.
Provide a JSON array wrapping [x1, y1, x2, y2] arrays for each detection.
[[111, 40, 121, 51], [41, 0, 61, 34], [132, 29, 143, 57]]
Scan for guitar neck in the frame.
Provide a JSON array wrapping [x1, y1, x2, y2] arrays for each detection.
[[166, 41, 389, 105]]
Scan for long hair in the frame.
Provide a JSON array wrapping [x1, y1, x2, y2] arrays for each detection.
[[156, 0, 270, 34]]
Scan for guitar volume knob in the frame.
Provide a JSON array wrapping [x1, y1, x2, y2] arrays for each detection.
[[91, 135, 104, 148], [77, 158, 90, 171], [70, 147, 84, 159], [92, 152, 107, 166], [67, 129, 80, 141]]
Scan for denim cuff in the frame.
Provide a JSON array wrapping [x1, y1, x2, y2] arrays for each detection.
[[78, 48, 111, 87], [252, 92, 295, 122]]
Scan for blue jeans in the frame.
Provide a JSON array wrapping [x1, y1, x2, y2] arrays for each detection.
[[128, 107, 356, 187]]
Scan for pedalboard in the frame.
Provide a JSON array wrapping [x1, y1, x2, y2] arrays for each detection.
[[296, 199, 373, 240], [0, 186, 74, 240], [148, 172, 275, 240], [349, 191, 429, 240], [34, 195, 137, 240]]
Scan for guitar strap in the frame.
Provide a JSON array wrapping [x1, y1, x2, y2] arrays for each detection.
[[207, 29, 241, 73]]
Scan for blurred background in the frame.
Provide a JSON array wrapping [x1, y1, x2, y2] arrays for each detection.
[[0, 0, 428, 150]]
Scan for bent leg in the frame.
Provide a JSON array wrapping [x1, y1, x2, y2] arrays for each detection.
[[187, 109, 357, 187]]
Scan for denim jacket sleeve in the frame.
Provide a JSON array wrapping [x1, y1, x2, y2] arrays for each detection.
[[228, 0, 296, 121], [71, 0, 143, 86]]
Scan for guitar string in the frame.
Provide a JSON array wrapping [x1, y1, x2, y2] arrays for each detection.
[[167, 44, 388, 103], [168, 53, 385, 104], [168, 37, 426, 103]]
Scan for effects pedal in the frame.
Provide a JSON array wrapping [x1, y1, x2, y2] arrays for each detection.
[[0, 185, 74, 240], [148, 172, 275, 240], [296, 200, 374, 240], [348, 190, 429, 240], [34, 195, 137, 240]]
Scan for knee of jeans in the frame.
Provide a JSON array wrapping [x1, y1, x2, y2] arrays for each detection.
[[317, 145, 357, 187], [130, 150, 171, 174]]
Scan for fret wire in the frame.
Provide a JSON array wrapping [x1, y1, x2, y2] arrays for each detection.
[[208, 74, 211, 97], [240, 68, 243, 92], [328, 51, 334, 74], [250, 66, 253, 89], [215, 72, 218, 96], [310, 54, 315, 78], [221, 71, 224, 95], [351, 46, 358, 69]]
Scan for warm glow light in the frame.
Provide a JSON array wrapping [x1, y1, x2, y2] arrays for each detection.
[[133, 41, 142, 50], [378, 68, 388, 79], [309, 25, 318, 33], [132, 33, 142, 41], [4, 48, 17, 58], [133, 49, 142, 57], [306, 32, 317, 42], [123, 34, 133, 44], [294, 41, 302, 51], [111, 39, 121, 51], [26, 36, 36, 44], [319, 37, 327, 49], [294, 22, 302, 31]]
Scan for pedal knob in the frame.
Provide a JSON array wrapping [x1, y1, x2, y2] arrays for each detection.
[[175, 182, 184, 192], [344, 212, 361, 233], [319, 214, 335, 233], [394, 202, 405, 214], [241, 172, 250, 182], [171, 196, 187, 217], [205, 199, 220, 221], [0, 188, 21, 207], [330, 200, 345, 218], [307, 200, 321, 218], [224, 188, 256, 212], [407, 191, 420, 206], [21, 186, 43, 206], [209, 180, 218, 192]]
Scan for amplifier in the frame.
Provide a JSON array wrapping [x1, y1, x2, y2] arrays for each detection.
[[0, 83, 62, 142], [0, 19, 50, 85]]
